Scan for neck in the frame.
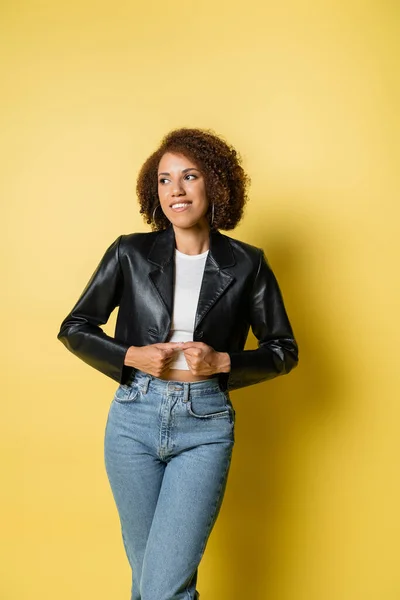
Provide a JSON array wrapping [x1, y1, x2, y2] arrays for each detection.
[[173, 223, 211, 255]]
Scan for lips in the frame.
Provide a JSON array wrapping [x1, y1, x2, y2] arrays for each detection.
[[170, 201, 192, 212], [170, 201, 192, 208]]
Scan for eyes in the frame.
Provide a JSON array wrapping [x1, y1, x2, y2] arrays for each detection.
[[158, 174, 198, 185]]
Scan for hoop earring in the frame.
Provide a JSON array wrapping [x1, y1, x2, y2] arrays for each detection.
[[210, 202, 215, 226], [152, 204, 161, 222]]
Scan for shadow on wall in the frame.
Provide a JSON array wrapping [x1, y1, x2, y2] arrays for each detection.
[[218, 218, 353, 599]]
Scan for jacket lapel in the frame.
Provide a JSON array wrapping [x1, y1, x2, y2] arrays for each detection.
[[147, 224, 236, 331], [194, 230, 236, 329], [148, 225, 175, 320]]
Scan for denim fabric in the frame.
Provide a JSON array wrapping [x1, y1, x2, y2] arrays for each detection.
[[104, 369, 236, 600]]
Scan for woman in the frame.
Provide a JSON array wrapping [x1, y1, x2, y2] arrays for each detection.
[[57, 127, 299, 600]]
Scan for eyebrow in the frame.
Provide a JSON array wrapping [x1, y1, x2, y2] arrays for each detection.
[[158, 167, 201, 176]]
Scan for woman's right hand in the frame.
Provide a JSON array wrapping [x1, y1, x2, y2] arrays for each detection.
[[124, 343, 184, 377]]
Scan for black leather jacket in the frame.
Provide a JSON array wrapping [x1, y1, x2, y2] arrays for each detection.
[[57, 225, 299, 391]]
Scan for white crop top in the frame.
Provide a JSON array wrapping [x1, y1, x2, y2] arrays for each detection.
[[167, 248, 209, 370]]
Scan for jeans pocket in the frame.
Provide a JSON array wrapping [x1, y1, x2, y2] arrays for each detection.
[[187, 391, 232, 419], [113, 382, 140, 404]]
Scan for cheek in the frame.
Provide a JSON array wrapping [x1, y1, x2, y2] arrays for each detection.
[[190, 181, 207, 200], [158, 186, 170, 201]]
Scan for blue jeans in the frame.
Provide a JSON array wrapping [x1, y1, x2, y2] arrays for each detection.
[[104, 369, 236, 600]]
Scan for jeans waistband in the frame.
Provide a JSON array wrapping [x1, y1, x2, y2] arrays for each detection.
[[129, 369, 222, 398]]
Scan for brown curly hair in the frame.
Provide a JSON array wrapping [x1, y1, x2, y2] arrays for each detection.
[[136, 127, 251, 231]]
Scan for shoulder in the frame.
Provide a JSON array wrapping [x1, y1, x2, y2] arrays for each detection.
[[222, 232, 262, 255], [118, 230, 160, 254], [219, 233, 277, 291], [218, 231, 264, 267]]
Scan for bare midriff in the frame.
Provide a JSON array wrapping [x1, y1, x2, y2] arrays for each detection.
[[158, 368, 215, 382]]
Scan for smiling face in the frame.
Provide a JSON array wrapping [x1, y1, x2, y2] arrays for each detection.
[[157, 152, 210, 232]]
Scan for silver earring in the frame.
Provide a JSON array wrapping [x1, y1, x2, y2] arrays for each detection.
[[152, 204, 161, 222], [211, 202, 215, 225]]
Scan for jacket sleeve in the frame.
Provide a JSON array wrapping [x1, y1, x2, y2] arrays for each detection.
[[225, 249, 299, 391], [57, 235, 131, 384]]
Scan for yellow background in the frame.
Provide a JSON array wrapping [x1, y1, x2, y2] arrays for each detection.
[[2, 1, 399, 598]]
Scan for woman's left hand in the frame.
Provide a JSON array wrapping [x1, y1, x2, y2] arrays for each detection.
[[181, 342, 231, 376]]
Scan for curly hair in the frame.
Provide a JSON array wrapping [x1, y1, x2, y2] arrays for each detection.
[[136, 127, 251, 231]]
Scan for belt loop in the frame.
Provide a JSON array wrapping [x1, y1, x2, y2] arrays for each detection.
[[183, 383, 190, 403], [141, 375, 150, 394]]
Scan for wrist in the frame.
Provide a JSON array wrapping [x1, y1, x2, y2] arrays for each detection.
[[216, 351, 231, 373], [124, 346, 139, 367]]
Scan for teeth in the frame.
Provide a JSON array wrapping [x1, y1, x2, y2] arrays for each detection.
[[171, 203, 190, 209]]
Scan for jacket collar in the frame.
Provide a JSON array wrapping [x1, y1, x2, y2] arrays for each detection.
[[147, 223, 236, 269], [147, 224, 236, 331]]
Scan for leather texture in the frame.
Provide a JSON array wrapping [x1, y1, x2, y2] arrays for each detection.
[[57, 224, 299, 391]]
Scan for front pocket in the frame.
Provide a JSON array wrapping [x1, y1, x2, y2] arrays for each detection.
[[113, 383, 140, 404], [187, 391, 231, 419]]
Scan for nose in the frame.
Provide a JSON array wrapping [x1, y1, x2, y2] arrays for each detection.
[[171, 180, 185, 196]]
